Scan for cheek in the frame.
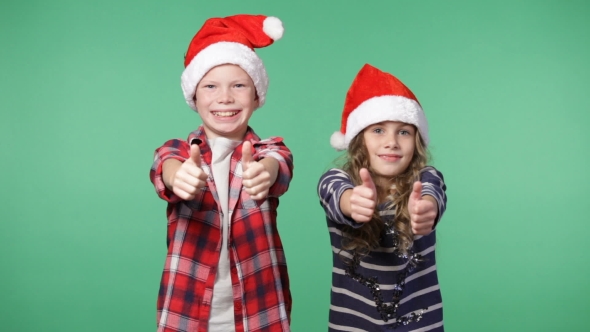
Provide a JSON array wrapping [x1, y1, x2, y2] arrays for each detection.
[[403, 138, 416, 154], [195, 89, 215, 102], [240, 92, 258, 107], [362, 137, 378, 153], [194, 94, 206, 108]]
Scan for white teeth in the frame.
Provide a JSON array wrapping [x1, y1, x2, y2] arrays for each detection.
[[213, 111, 238, 117]]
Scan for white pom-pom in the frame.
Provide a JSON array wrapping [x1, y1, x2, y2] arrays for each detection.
[[330, 131, 347, 151], [263, 16, 284, 41]]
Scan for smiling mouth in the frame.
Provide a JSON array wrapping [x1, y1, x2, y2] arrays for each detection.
[[212, 111, 239, 117], [379, 154, 402, 161]]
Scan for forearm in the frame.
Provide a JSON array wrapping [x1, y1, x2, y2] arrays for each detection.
[[318, 169, 360, 227], [162, 159, 182, 190], [422, 195, 438, 219], [339, 189, 353, 218]]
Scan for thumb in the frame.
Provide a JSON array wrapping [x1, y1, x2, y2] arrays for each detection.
[[190, 143, 201, 167], [241, 141, 253, 170], [359, 168, 376, 193], [409, 181, 422, 208], [408, 181, 422, 213]]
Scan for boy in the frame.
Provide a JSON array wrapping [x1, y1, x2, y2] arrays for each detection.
[[150, 15, 292, 332]]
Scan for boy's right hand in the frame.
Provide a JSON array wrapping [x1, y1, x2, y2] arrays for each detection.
[[349, 168, 377, 223], [171, 144, 208, 200]]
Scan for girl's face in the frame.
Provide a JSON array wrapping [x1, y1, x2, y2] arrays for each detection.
[[362, 121, 416, 179]]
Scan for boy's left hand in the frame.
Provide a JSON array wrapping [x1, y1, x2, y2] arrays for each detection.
[[241, 141, 271, 200], [408, 181, 438, 235]]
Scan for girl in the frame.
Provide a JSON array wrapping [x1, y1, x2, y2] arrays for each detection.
[[318, 64, 447, 331]]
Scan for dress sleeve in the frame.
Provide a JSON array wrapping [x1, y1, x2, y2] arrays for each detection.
[[149, 139, 190, 203], [317, 168, 361, 228], [254, 137, 293, 198], [420, 166, 448, 228]]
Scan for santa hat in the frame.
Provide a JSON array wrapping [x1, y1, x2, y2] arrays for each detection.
[[181, 14, 284, 111], [330, 64, 429, 150]]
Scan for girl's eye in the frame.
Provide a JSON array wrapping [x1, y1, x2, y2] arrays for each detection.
[[400, 128, 414, 136], [234, 83, 245, 88], [372, 128, 384, 134], [203, 84, 215, 89]]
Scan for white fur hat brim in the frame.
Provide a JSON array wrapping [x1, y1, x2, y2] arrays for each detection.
[[330, 95, 429, 150], [181, 42, 268, 111]]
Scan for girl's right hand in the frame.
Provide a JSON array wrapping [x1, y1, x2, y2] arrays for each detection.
[[171, 144, 208, 200], [349, 168, 377, 223]]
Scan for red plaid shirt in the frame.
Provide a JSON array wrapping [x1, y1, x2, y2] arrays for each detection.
[[150, 126, 293, 332]]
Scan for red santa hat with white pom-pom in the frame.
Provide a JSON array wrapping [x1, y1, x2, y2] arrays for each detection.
[[331, 63, 430, 150], [181, 14, 284, 111]]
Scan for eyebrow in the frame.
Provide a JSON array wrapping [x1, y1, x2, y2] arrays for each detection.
[[371, 122, 414, 129], [198, 80, 217, 85], [198, 78, 250, 85]]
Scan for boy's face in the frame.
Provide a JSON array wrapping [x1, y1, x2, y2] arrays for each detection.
[[194, 64, 259, 141], [362, 121, 416, 178]]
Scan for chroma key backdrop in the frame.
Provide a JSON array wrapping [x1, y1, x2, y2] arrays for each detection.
[[1, 0, 589, 331]]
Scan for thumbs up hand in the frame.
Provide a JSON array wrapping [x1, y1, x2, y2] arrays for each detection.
[[241, 141, 271, 200], [349, 168, 378, 223], [408, 181, 438, 235], [171, 143, 208, 200]]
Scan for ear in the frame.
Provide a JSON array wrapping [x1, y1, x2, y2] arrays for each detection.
[[192, 93, 201, 113], [253, 92, 260, 109]]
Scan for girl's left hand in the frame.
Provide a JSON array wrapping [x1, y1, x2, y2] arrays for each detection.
[[408, 182, 438, 235]]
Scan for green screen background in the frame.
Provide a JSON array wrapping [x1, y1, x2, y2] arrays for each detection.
[[1, 0, 589, 331]]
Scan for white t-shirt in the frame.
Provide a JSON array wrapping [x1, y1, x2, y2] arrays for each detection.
[[208, 137, 241, 332]]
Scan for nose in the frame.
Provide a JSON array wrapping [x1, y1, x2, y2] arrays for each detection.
[[384, 133, 399, 149], [217, 87, 234, 104]]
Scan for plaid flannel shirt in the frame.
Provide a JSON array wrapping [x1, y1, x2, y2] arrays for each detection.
[[150, 126, 293, 332]]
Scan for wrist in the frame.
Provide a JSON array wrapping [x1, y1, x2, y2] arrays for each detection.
[[259, 157, 279, 183], [162, 159, 182, 190]]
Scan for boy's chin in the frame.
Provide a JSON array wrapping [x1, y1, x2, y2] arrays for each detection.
[[202, 125, 249, 141]]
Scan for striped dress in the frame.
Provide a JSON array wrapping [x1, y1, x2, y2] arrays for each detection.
[[317, 167, 447, 332]]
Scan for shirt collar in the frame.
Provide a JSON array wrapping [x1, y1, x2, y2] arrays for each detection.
[[188, 125, 261, 146]]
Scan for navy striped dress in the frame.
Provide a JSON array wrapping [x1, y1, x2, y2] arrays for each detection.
[[317, 167, 447, 332]]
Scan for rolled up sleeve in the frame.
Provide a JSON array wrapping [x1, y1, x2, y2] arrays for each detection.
[[254, 137, 293, 198], [149, 139, 190, 203]]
